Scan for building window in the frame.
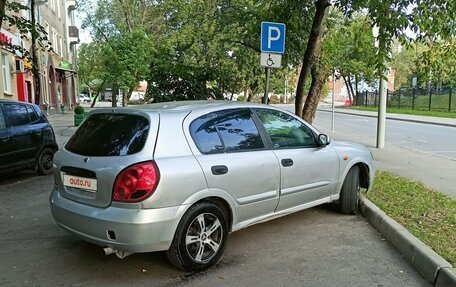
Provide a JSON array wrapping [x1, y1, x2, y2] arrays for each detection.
[[1, 54, 11, 94], [50, 0, 55, 11], [59, 35, 63, 56], [57, 0, 60, 18], [51, 29, 57, 53], [45, 22, 49, 37]]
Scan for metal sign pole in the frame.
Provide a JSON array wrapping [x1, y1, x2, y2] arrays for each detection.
[[263, 67, 271, 104], [331, 69, 335, 132], [377, 75, 387, 148]]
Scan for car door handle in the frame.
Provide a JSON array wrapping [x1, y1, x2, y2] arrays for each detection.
[[281, 158, 294, 167], [211, 165, 228, 175]]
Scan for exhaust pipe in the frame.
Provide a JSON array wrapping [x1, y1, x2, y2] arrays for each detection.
[[103, 247, 115, 256], [115, 250, 133, 259], [103, 247, 133, 259]]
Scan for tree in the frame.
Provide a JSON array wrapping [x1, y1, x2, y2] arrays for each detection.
[[1, 0, 50, 104], [418, 39, 456, 88], [77, 42, 110, 105], [295, 0, 331, 118], [324, 14, 376, 105], [80, 0, 159, 106], [299, 0, 456, 122]]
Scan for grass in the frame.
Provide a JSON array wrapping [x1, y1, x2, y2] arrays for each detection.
[[345, 106, 456, 119], [365, 171, 456, 265]]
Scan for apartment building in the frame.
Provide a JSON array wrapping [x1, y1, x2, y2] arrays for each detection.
[[1, 0, 79, 114]]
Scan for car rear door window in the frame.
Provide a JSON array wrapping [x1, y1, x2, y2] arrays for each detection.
[[190, 109, 264, 154], [253, 108, 317, 148], [65, 113, 150, 156], [4, 104, 30, 127]]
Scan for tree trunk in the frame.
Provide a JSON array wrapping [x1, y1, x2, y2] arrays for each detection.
[[347, 75, 355, 105], [243, 84, 248, 102], [303, 65, 329, 124], [31, 0, 41, 106], [122, 88, 133, 107], [302, 8, 329, 124], [112, 84, 118, 107], [127, 87, 134, 101], [0, 0, 6, 30], [247, 92, 254, 102], [91, 79, 107, 107], [342, 76, 351, 103], [295, 0, 331, 118], [247, 79, 259, 102], [355, 74, 359, 105], [342, 75, 353, 105]]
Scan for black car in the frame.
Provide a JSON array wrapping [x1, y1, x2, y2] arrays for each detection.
[[0, 100, 58, 175]]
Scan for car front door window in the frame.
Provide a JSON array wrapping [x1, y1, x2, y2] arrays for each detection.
[[253, 108, 317, 148]]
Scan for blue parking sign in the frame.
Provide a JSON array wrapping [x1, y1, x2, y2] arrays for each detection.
[[261, 22, 286, 54]]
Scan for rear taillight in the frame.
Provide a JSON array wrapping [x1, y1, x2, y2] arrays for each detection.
[[112, 161, 160, 203]]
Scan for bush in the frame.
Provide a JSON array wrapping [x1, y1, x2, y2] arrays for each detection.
[[74, 105, 85, 114]]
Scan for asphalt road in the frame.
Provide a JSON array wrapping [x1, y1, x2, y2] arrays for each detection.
[[277, 106, 456, 162], [0, 172, 430, 287], [314, 110, 456, 161]]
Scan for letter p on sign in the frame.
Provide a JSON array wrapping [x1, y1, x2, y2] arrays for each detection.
[[261, 22, 286, 54]]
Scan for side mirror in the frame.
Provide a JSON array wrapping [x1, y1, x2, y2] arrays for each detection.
[[318, 134, 331, 147]]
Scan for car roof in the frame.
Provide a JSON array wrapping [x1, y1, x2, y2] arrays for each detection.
[[0, 99, 35, 105], [130, 100, 274, 114]]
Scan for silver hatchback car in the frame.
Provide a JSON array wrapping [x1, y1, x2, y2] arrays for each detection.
[[50, 101, 375, 271]]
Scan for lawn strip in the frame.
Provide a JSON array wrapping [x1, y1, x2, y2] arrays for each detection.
[[365, 171, 456, 265]]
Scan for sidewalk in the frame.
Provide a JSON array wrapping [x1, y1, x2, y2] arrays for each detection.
[[317, 105, 456, 128]]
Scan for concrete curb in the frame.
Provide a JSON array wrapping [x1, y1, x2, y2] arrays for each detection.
[[317, 109, 456, 128], [359, 196, 456, 285], [435, 268, 456, 287]]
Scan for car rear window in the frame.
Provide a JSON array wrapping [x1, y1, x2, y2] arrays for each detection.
[[65, 113, 150, 156]]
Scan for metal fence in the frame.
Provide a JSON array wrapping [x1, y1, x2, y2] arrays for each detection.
[[355, 86, 455, 112]]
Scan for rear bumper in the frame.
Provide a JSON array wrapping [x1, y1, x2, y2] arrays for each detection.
[[49, 188, 188, 253]]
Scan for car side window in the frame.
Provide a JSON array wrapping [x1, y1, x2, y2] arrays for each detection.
[[0, 106, 5, 129], [4, 104, 30, 127], [26, 105, 38, 122], [190, 109, 265, 154], [253, 108, 317, 148], [0, 106, 6, 129]]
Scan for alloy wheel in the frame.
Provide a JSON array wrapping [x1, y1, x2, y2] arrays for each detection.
[[185, 213, 223, 263]]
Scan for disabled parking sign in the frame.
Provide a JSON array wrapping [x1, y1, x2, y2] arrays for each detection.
[[261, 22, 286, 53]]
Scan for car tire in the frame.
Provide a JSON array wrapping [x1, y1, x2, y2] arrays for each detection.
[[166, 202, 229, 272], [37, 147, 55, 175], [340, 166, 360, 215]]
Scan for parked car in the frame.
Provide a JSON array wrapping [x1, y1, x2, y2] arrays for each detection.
[[49, 101, 375, 271], [0, 100, 58, 175], [77, 94, 90, 103]]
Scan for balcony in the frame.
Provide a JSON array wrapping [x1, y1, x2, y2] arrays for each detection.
[[66, 0, 77, 11], [68, 26, 79, 44]]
